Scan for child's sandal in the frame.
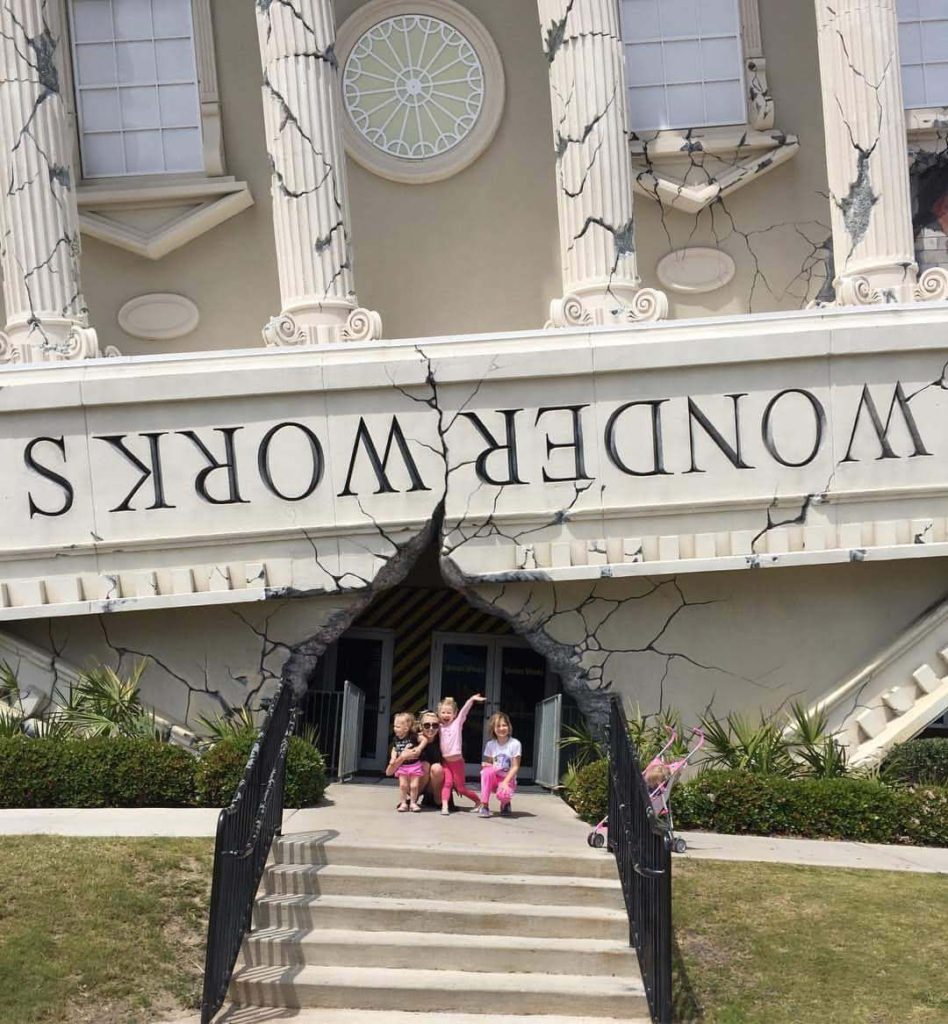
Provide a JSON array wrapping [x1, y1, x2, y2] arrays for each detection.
[[409, 802, 422, 813], [396, 800, 409, 813]]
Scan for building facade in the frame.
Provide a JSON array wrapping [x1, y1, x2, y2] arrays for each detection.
[[0, 0, 946, 773]]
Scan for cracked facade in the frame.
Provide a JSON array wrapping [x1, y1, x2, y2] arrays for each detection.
[[0, 0, 946, 767]]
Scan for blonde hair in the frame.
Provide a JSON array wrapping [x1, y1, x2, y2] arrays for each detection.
[[393, 711, 417, 731], [438, 697, 458, 714], [488, 712, 512, 740]]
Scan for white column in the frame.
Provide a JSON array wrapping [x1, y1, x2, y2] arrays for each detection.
[[815, 0, 948, 304], [538, 0, 667, 328], [0, 1, 98, 364], [256, 0, 381, 347]]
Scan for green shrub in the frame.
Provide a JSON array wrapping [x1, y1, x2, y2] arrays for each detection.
[[567, 758, 609, 824], [674, 770, 948, 847], [0, 736, 196, 808], [194, 733, 327, 808], [881, 738, 948, 786]]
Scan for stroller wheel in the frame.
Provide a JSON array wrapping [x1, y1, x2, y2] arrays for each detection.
[[673, 837, 687, 854], [590, 831, 606, 849]]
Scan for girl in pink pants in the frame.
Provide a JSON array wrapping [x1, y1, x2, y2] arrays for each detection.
[[437, 694, 486, 815], [479, 712, 522, 818]]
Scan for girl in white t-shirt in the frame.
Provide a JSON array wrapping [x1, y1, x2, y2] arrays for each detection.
[[478, 712, 522, 818]]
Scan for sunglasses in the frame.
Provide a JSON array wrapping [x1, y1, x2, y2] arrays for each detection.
[[421, 722, 440, 730]]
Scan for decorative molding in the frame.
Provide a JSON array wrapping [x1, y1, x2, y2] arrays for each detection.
[[262, 306, 383, 347], [77, 178, 253, 261], [656, 248, 737, 295], [192, 0, 225, 176], [546, 289, 668, 328], [336, 0, 505, 185], [118, 295, 200, 341]]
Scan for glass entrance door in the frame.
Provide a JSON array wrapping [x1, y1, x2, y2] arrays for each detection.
[[429, 633, 551, 778]]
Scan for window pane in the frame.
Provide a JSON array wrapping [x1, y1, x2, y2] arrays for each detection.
[[700, 0, 740, 36], [898, 0, 920, 17], [124, 130, 164, 172], [899, 21, 922, 65], [705, 79, 746, 125], [158, 84, 199, 127], [120, 86, 159, 129], [922, 20, 948, 62], [156, 38, 196, 81], [902, 63, 927, 106], [83, 132, 124, 175], [664, 40, 702, 84], [628, 85, 667, 131], [81, 89, 121, 131], [113, 0, 152, 39], [154, 0, 193, 37], [163, 127, 203, 171], [77, 43, 116, 85], [621, 0, 661, 41], [660, 0, 699, 40], [626, 42, 664, 87], [72, 0, 112, 41], [666, 83, 704, 127], [919, 0, 942, 19], [116, 41, 156, 84], [702, 36, 742, 81], [925, 61, 948, 101]]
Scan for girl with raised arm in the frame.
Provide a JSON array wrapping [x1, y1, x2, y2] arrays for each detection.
[[437, 694, 485, 815]]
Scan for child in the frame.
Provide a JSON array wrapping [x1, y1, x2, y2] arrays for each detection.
[[479, 711, 521, 818], [385, 711, 428, 813], [437, 693, 485, 815]]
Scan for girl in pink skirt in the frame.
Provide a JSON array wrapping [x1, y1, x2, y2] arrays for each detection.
[[479, 712, 521, 818], [386, 711, 428, 813], [437, 694, 486, 815]]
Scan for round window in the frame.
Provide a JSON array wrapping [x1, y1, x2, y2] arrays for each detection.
[[337, 0, 505, 184]]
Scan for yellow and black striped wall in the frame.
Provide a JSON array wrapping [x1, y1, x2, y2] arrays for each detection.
[[351, 585, 513, 714]]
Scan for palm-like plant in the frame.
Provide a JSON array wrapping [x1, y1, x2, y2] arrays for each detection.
[[785, 702, 850, 778], [196, 705, 259, 748], [699, 710, 796, 776], [558, 719, 605, 768], [58, 661, 157, 739]]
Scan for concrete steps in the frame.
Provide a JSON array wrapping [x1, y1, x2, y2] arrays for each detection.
[[230, 964, 649, 1017], [220, 1011, 648, 1024], [228, 835, 644, 1020]]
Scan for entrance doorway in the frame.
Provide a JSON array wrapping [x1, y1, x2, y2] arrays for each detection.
[[429, 633, 552, 778]]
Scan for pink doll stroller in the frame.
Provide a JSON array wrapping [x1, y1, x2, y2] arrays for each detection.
[[587, 726, 705, 854]]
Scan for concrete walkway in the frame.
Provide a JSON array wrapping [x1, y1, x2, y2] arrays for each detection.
[[1, 781, 947, 872]]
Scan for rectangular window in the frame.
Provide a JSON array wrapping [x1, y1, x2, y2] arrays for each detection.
[[898, 0, 948, 108], [619, 0, 746, 132], [69, 0, 203, 178]]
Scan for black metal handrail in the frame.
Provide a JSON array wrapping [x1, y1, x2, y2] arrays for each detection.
[[200, 683, 298, 1024], [607, 698, 673, 1023]]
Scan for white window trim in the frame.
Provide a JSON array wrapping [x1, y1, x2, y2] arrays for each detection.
[[626, 0, 798, 213], [55, 0, 251, 259]]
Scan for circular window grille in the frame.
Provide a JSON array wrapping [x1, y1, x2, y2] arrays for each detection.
[[337, 0, 505, 185]]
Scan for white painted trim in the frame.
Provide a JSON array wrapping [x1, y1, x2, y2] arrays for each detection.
[[192, 0, 225, 176], [336, 0, 505, 185]]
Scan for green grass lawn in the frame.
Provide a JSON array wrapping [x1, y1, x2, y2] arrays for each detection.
[[0, 837, 213, 1024], [674, 860, 948, 1023]]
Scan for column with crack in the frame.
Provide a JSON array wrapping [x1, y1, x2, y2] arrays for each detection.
[[255, 0, 382, 345], [538, 0, 668, 327], [0, 0, 98, 363], [814, 0, 948, 304]]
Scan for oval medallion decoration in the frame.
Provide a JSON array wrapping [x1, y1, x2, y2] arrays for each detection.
[[118, 294, 200, 341], [337, 0, 505, 185], [656, 248, 736, 295]]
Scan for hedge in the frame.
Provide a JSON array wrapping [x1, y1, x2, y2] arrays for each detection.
[[564, 762, 948, 846], [0, 733, 328, 808], [193, 733, 327, 808], [0, 736, 196, 808], [674, 770, 948, 847], [881, 738, 948, 786]]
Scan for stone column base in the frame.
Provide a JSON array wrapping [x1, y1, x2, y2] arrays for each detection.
[[835, 267, 948, 305], [0, 320, 100, 364], [263, 306, 384, 347], [546, 289, 669, 329]]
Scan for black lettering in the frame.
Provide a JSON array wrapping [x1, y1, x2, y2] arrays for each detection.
[[178, 427, 249, 505], [604, 399, 672, 476], [841, 382, 932, 462], [535, 405, 592, 483], [460, 410, 526, 486], [761, 389, 826, 468], [339, 416, 430, 496], [94, 433, 174, 512], [258, 422, 324, 501], [25, 436, 74, 518], [686, 394, 753, 473]]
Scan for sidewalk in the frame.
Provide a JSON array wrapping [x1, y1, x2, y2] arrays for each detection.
[[1, 792, 946, 873]]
